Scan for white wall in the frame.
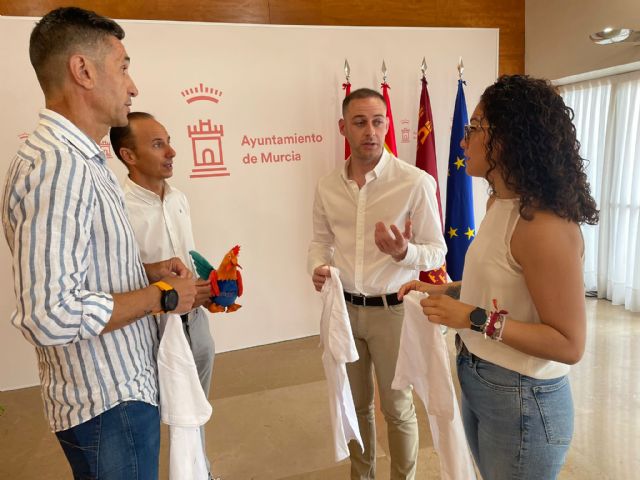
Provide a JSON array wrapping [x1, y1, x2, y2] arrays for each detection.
[[526, 0, 640, 79], [0, 18, 496, 391]]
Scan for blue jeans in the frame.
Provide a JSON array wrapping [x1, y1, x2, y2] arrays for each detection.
[[457, 350, 573, 479], [55, 401, 160, 480]]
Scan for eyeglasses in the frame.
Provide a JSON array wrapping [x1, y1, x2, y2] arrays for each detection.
[[463, 124, 488, 143]]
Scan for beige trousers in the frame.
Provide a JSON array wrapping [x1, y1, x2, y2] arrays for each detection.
[[345, 302, 418, 480]]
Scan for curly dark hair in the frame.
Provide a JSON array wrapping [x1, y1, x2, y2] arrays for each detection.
[[480, 75, 599, 225]]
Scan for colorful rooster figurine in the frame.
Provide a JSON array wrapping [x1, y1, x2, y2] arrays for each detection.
[[190, 246, 243, 313]]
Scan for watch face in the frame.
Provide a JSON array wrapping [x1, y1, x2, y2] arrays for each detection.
[[163, 289, 179, 312], [469, 307, 487, 327]]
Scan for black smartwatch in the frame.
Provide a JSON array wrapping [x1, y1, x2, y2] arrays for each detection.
[[469, 307, 487, 332], [153, 281, 179, 312]]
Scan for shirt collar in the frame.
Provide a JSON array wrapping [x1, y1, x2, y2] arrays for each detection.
[[372, 149, 391, 178], [38, 109, 103, 161], [124, 176, 173, 205], [342, 149, 391, 182]]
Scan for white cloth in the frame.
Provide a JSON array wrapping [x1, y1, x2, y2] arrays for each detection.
[[319, 267, 363, 462], [307, 150, 447, 296], [459, 198, 570, 379], [392, 292, 476, 480], [124, 177, 215, 476], [158, 314, 212, 480]]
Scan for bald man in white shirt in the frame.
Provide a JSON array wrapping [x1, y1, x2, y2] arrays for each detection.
[[308, 88, 447, 480], [110, 112, 215, 476]]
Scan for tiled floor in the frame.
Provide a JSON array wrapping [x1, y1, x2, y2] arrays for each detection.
[[0, 298, 638, 479]]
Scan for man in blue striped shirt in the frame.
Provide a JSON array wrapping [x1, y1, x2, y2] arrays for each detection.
[[1, 7, 197, 479]]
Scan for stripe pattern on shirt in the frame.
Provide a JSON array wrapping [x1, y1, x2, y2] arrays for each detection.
[[2, 109, 158, 432]]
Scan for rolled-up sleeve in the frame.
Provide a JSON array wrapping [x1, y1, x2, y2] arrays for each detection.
[[7, 149, 113, 347], [307, 184, 335, 275]]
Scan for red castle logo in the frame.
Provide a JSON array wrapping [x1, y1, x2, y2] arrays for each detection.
[[181, 83, 223, 105], [99, 140, 113, 159], [181, 83, 228, 179], [400, 119, 410, 143], [188, 120, 228, 178]]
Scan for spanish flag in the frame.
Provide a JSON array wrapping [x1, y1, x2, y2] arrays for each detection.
[[343, 80, 351, 160], [381, 81, 398, 156]]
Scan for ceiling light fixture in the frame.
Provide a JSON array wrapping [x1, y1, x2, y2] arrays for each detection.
[[590, 27, 640, 45]]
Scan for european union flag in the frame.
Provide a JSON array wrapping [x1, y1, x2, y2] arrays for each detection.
[[444, 80, 475, 281]]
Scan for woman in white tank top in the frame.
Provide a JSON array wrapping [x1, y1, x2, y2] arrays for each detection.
[[399, 75, 599, 479]]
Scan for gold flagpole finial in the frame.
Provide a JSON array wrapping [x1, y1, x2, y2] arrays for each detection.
[[382, 60, 388, 83], [344, 59, 350, 82], [458, 57, 464, 79], [421, 57, 427, 79]]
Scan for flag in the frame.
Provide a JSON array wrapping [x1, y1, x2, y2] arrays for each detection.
[[415, 77, 447, 285], [381, 81, 398, 156], [444, 79, 475, 281], [343, 81, 351, 159]]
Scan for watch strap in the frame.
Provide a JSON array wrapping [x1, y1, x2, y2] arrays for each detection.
[[152, 280, 174, 292], [152, 281, 177, 313]]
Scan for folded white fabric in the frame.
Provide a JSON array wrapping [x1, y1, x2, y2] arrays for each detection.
[[392, 291, 455, 418], [392, 291, 476, 480], [320, 267, 364, 462], [158, 314, 212, 480]]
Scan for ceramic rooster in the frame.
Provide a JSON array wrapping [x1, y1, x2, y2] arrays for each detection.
[[190, 246, 243, 313]]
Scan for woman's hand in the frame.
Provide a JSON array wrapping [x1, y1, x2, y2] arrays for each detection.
[[397, 280, 449, 300], [420, 294, 475, 329], [397, 280, 428, 300]]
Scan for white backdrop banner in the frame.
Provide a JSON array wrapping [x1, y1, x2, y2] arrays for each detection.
[[0, 16, 496, 390]]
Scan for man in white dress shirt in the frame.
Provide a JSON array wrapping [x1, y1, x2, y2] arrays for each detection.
[[307, 88, 447, 479], [110, 112, 215, 475]]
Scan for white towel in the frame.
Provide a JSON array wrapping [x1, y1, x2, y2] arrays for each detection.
[[392, 292, 476, 480], [320, 267, 364, 462], [158, 314, 212, 480]]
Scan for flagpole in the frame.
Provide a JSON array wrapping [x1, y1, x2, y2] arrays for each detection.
[[342, 59, 351, 160], [415, 56, 447, 284], [380, 60, 398, 156], [443, 58, 475, 281]]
